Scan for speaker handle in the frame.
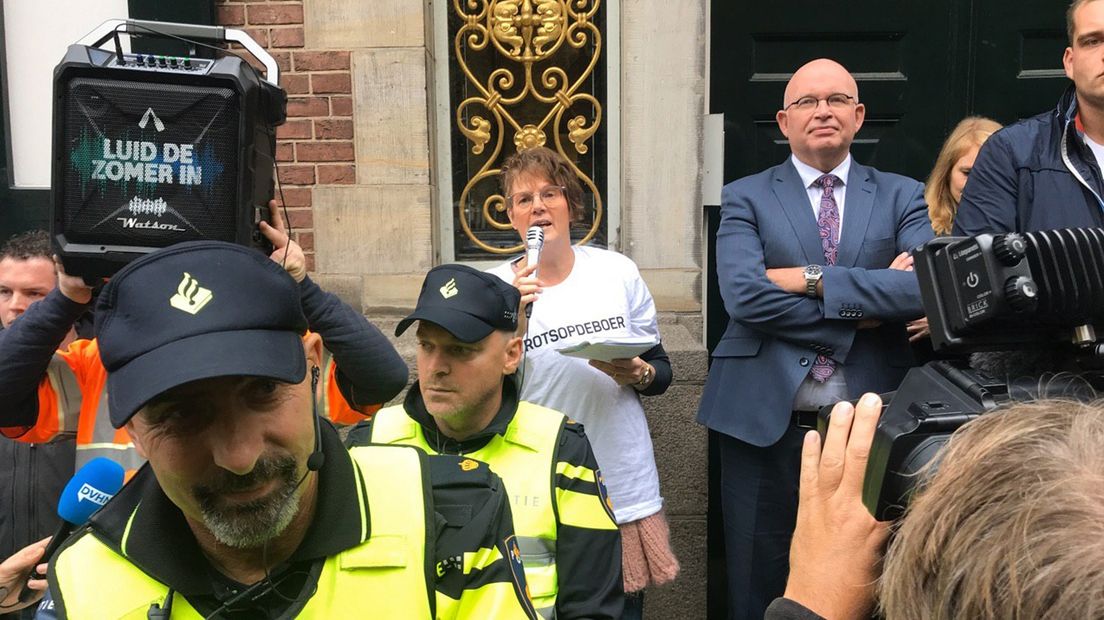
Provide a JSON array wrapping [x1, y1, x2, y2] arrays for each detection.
[[78, 19, 279, 87]]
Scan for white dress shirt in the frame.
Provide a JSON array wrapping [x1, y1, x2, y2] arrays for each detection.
[[791, 153, 852, 237], [789, 154, 852, 411]]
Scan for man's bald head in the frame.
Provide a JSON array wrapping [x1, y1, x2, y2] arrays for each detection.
[[776, 58, 865, 172], [783, 59, 859, 108]]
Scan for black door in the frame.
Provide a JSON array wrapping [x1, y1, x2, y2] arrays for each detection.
[[972, 1, 1072, 121], [711, 1, 1068, 186], [705, 2, 1068, 617], [712, 1, 965, 184]]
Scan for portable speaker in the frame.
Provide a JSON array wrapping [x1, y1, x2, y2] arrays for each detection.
[[51, 20, 287, 279]]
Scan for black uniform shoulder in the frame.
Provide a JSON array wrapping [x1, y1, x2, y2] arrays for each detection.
[[344, 417, 374, 448], [765, 597, 827, 620], [424, 453, 536, 618], [561, 417, 587, 437], [425, 453, 505, 498], [423, 454, 510, 561], [557, 418, 597, 466]]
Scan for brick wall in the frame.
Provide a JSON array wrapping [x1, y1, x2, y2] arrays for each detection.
[[214, 0, 355, 270]]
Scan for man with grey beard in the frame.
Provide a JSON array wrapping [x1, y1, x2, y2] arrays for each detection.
[[191, 444, 302, 548], [38, 241, 538, 619]]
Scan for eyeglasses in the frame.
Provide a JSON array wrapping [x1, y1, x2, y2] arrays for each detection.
[[506, 185, 566, 211], [784, 93, 857, 112]]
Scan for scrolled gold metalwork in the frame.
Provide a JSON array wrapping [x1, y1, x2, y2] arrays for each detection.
[[490, 0, 565, 60], [452, 0, 603, 254], [459, 115, 492, 155], [514, 124, 547, 150]]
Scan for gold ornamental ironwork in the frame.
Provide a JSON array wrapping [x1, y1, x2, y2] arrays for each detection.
[[452, 0, 604, 254]]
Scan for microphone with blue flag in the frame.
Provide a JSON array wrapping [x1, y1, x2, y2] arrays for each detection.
[[25, 458, 125, 585]]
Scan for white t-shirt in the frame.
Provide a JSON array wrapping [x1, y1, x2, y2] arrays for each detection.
[[1084, 133, 1104, 174], [489, 245, 664, 523]]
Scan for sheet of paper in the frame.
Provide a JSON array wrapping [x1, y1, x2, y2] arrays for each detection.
[[556, 336, 659, 362]]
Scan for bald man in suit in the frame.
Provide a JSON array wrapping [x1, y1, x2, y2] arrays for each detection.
[[697, 59, 933, 619]]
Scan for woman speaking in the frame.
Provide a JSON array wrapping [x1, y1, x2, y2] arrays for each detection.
[[488, 147, 678, 618]]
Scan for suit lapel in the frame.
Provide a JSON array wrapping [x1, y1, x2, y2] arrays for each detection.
[[837, 163, 875, 268], [771, 162, 824, 264]]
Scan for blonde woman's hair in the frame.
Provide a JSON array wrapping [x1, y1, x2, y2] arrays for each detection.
[[924, 117, 1002, 235], [879, 399, 1104, 619]]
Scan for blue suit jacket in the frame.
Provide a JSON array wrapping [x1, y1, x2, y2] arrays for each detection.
[[697, 158, 934, 447]]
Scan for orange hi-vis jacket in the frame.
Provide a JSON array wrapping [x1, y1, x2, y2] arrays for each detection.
[[1, 336, 375, 474]]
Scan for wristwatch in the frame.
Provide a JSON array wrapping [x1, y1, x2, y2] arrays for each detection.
[[802, 264, 823, 298]]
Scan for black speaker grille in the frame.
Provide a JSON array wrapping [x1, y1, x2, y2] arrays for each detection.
[[60, 77, 240, 245]]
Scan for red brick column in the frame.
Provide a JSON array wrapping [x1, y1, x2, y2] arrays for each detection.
[[215, 0, 355, 270]]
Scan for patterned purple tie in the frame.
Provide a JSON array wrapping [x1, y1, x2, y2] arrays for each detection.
[[810, 174, 841, 382]]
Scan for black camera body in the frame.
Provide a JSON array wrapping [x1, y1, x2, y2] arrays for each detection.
[[920, 229, 1104, 351], [845, 362, 1000, 520], [919, 234, 1034, 348], [821, 228, 1104, 520]]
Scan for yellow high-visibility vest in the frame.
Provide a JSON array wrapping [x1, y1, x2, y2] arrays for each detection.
[[371, 402, 562, 618], [52, 445, 432, 618]]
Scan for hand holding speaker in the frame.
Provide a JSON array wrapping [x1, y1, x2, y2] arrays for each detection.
[[260, 200, 307, 283], [53, 256, 94, 305]]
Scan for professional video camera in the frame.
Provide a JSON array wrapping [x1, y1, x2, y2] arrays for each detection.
[[820, 228, 1104, 520]]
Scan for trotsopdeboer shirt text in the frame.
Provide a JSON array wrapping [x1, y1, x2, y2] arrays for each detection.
[[524, 315, 627, 351]]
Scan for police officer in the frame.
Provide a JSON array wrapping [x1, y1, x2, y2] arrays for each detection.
[[0, 203, 402, 475], [43, 242, 537, 619], [348, 265, 623, 619]]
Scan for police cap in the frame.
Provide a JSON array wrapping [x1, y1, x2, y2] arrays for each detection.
[[94, 241, 308, 428], [395, 264, 520, 343]]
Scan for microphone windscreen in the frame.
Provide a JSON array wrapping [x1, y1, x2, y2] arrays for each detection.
[[968, 350, 1066, 380], [526, 226, 544, 251], [57, 457, 126, 525]]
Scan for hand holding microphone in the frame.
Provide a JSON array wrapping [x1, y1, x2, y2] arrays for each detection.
[[0, 538, 50, 612], [19, 457, 125, 601]]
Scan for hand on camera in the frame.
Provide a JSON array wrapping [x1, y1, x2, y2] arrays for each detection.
[[783, 393, 889, 620]]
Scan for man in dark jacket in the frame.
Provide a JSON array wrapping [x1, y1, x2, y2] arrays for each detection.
[[955, 0, 1104, 235], [0, 231, 75, 620]]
